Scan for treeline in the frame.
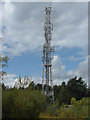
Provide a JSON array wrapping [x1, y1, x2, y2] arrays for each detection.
[[54, 76, 89, 105], [2, 76, 90, 118]]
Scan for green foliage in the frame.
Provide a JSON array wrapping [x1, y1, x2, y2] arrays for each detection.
[[56, 97, 89, 118], [2, 76, 90, 119], [0, 56, 9, 68], [45, 101, 59, 117], [71, 97, 77, 105], [67, 76, 87, 100], [39, 97, 89, 119], [54, 85, 61, 100], [54, 76, 88, 105], [0, 56, 9, 77], [39, 100, 59, 118], [58, 85, 70, 105], [2, 87, 46, 118]]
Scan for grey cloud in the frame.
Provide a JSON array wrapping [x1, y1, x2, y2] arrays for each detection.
[[75, 57, 88, 78], [2, 2, 88, 57], [52, 55, 65, 79], [3, 74, 17, 87]]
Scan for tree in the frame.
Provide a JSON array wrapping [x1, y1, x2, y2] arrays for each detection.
[[54, 85, 61, 101], [58, 83, 70, 105], [35, 83, 42, 90], [61, 81, 66, 87], [14, 76, 32, 89], [0, 55, 9, 77], [67, 76, 87, 100]]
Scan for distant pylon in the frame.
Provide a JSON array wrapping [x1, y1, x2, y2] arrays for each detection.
[[42, 6, 55, 104]]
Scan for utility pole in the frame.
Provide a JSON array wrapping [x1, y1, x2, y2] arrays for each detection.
[[42, 6, 55, 104]]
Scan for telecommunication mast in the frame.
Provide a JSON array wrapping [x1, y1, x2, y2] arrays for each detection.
[[42, 6, 55, 104]]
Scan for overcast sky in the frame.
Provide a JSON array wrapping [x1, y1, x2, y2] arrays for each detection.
[[2, 2, 88, 87]]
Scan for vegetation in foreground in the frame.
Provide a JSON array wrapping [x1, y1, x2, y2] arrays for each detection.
[[39, 97, 89, 118], [2, 76, 90, 119]]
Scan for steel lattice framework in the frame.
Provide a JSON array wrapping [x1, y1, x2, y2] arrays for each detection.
[[42, 6, 55, 104]]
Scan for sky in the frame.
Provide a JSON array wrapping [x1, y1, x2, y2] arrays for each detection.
[[1, 2, 88, 87]]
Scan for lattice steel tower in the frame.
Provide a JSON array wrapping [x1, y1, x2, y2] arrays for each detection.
[[42, 6, 55, 104]]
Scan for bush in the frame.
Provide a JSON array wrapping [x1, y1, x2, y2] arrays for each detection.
[[56, 97, 89, 118], [2, 88, 46, 118]]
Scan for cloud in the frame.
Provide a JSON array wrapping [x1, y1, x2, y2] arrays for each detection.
[[52, 55, 88, 85], [52, 55, 74, 85], [0, 2, 2, 54], [3, 73, 17, 87], [2, 2, 88, 57], [67, 56, 86, 62], [52, 55, 65, 80], [32, 76, 42, 84], [53, 3, 88, 54], [75, 57, 88, 78], [2, 2, 44, 57]]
